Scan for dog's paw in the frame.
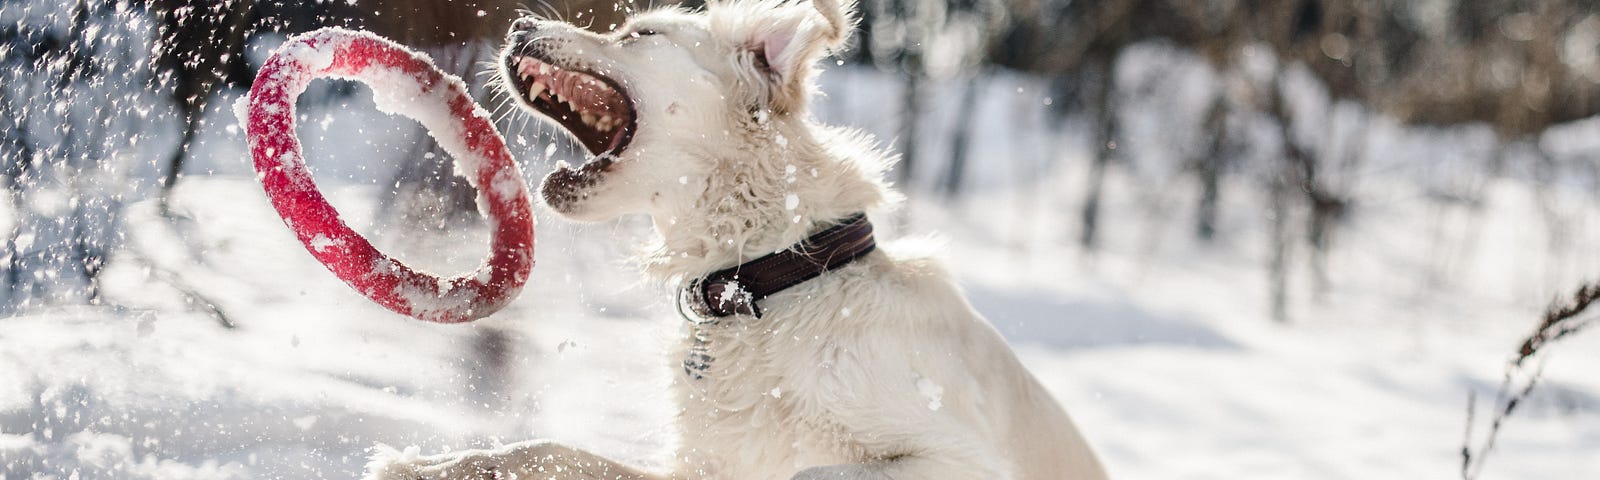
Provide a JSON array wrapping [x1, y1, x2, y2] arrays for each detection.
[[362, 443, 511, 480], [363, 444, 424, 480]]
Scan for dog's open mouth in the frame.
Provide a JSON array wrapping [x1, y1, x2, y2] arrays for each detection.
[[506, 54, 637, 159]]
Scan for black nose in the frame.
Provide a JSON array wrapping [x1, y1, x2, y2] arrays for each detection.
[[509, 17, 539, 35]]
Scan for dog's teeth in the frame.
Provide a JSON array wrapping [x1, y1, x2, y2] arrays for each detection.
[[600, 115, 613, 126], [527, 81, 546, 99], [538, 63, 552, 75], [580, 112, 597, 126]]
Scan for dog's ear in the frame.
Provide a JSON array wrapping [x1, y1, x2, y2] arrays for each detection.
[[744, 0, 855, 114]]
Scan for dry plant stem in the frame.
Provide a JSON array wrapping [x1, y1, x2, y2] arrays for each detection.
[[1461, 394, 1474, 479], [1463, 362, 1545, 480], [123, 203, 236, 330], [1462, 281, 1596, 480], [1516, 284, 1599, 365], [119, 253, 236, 330]]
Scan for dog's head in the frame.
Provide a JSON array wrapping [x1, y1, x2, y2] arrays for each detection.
[[499, 0, 858, 222]]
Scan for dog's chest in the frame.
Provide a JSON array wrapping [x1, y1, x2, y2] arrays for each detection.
[[673, 323, 863, 479]]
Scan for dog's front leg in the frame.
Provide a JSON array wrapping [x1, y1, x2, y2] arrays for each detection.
[[790, 456, 1001, 480], [366, 440, 669, 480]]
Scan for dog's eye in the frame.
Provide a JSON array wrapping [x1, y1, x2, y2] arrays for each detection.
[[629, 28, 660, 39]]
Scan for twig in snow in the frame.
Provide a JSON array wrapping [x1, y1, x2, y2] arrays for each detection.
[[1515, 283, 1599, 367], [1461, 282, 1597, 479], [123, 254, 236, 330]]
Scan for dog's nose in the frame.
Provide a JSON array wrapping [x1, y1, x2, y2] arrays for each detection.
[[508, 17, 540, 35]]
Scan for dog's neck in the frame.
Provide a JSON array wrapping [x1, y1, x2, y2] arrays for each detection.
[[642, 117, 891, 283]]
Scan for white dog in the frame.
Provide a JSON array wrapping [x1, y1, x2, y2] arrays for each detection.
[[368, 1, 1107, 479]]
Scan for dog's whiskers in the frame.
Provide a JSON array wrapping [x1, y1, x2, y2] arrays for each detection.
[[539, 0, 564, 23]]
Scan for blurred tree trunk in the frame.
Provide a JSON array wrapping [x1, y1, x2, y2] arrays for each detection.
[[151, 0, 258, 210], [1267, 172, 1294, 324], [1267, 72, 1301, 323], [941, 71, 984, 198], [897, 51, 923, 187], [1078, 54, 1116, 250], [2, 1, 139, 311], [1, 81, 36, 310], [1194, 97, 1227, 241], [1294, 104, 1349, 299], [1307, 115, 1361, 297], [1266, 70, 1360, 321], [465, 327, 514, 411]]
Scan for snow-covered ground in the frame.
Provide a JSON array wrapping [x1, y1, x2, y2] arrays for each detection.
[[4, 66, 1600, 479], [4, 170, 1598, 479]]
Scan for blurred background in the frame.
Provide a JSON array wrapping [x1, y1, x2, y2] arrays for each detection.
[[2, 0, 1599, 478]]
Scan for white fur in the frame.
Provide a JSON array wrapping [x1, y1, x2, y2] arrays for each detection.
[[367, 1, 1107, 479]]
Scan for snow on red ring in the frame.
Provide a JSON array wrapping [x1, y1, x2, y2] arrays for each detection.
[[244, 28, 534, 323]]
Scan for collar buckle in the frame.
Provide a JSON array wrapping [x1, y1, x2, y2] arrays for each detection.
[[680, 276, 760, 323], [679, 213, 873, 324]]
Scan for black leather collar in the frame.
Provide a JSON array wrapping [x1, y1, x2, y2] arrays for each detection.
[[680, 213, 876, 322]]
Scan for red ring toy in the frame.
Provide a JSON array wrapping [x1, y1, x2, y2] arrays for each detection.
[[245, 28, 534, 323]]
